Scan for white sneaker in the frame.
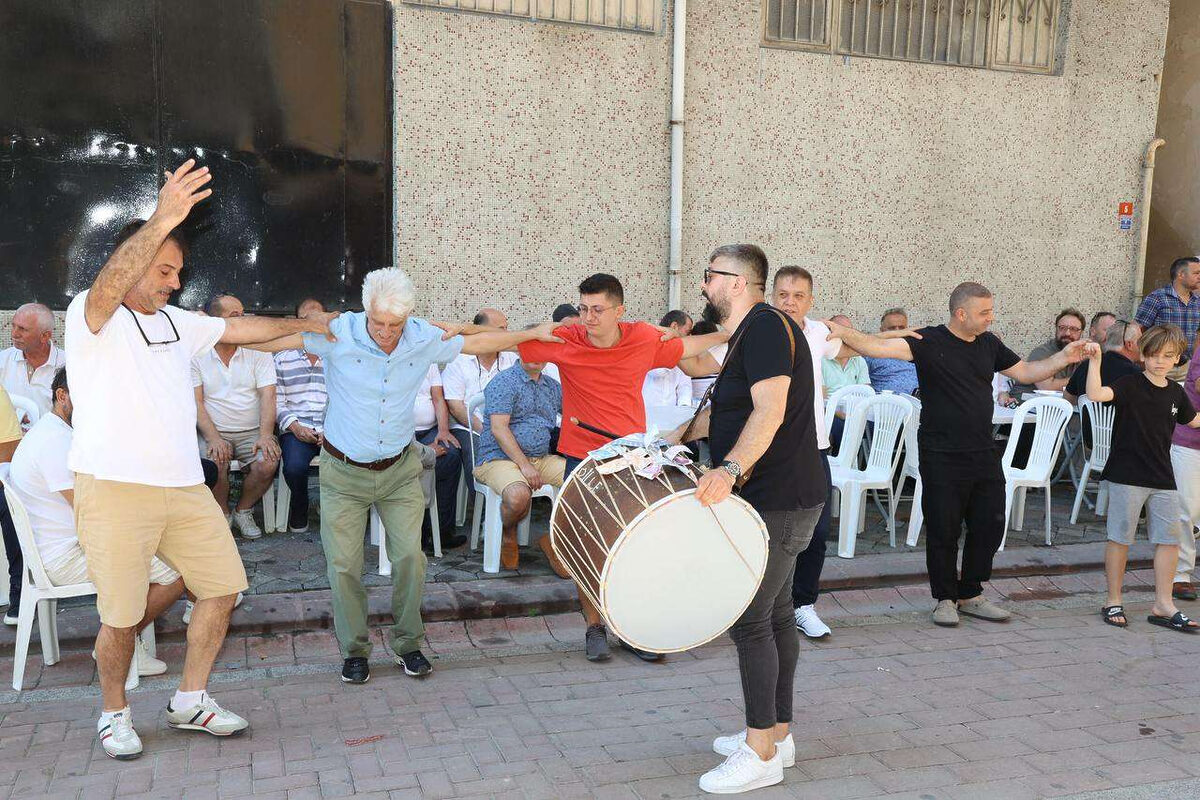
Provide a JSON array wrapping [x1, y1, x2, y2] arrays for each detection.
[[698, 742, 783, 794], [713, 731, 795, 768], [92, 637, 167, 677], [3, 613, 15, 626], [166, 693, 249, 736], [182, 592, 243, 625], [794, 605, 831, 638], [98, 708, 143, 760], [231, 509, 263, 540]]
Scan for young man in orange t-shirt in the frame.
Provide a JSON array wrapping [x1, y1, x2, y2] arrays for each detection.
[[519, 273, 726, 662]]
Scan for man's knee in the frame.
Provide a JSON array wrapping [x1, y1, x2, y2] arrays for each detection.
[[250, 459, 278, 478], [501, 484, 532, 514]]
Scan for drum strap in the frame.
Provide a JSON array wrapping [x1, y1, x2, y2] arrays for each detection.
[[679, 306, 796, 486]]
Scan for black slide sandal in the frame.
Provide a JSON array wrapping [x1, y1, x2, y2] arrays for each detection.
[[1147, 611, 1200, 633], [1102, 605, 1127, 628]]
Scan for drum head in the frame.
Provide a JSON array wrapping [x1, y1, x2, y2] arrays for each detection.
[[601, 491, 768, 653]]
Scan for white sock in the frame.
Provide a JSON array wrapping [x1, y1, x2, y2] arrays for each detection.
[[172, 689, 206, 710], [99, 706, 130, 730]]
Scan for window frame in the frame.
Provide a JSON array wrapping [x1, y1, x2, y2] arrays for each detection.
[[401, 0, 662, 35]]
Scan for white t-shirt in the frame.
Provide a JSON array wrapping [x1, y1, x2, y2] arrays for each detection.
[[0, 344, 67, 419], [66, 292, 226, 486], [441, 352, 518, 430], [9, 414, 78, 564], [690, 343, 728, 405], [802, 317, 841, 451], [643, 367, 692, 408], [413, 364, 442, 431], [191, 347, 276, 432]]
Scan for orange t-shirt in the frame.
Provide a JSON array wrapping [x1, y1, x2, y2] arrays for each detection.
[[519, 322, 685, 458]]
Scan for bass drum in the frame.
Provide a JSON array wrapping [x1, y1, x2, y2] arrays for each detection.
[[550, 456, 768, 653]]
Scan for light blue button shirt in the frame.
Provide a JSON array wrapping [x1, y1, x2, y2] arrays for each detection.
[[302, 313, 463, 462]]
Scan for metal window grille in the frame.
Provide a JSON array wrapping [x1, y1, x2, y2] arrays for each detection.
[[404, 0, 659, 34], [763, 0, 1061, 73]]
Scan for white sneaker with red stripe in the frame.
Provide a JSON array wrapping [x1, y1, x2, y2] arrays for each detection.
[[165, 693, 249, 737], [98, 708, 143, 760]]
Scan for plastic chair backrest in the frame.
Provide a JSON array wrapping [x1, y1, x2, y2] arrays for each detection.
[[0, 477, 55, 591], [1001, 396, 1074, 479], [825, 384, 875, 442], [8, 395, 39, 426], [1079, 397, 1117, 470], [466, 392, 484, 468], [859, 394, 912, 474], [902, 395, 921, 471]]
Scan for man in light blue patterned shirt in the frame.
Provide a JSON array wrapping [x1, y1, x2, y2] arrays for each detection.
[[258, 268, 558, 685]]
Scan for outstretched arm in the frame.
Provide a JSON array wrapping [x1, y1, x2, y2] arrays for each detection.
[[460, 322, 562, 356], [824, 320, 914, 361], [1083, 344, 1114, 403], [85, 160, 212, 333], [1004, 340, 1088, 387], [222, 311, 337, 347]]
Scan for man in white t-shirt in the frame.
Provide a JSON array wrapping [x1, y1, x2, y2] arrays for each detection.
[[0, 303, 66, 420], [643, 310, 695, 410], [66, 160, 336, 760], [441, 307, 518, 476], [8, 367, 180, 677], [414, 364, 464, 548], [192, 294, 280, 540]]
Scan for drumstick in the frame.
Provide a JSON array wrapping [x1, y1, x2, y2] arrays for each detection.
[[569, 417, 621, 441]]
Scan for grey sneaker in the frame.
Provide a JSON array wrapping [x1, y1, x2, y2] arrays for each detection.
[[585, 624, 611, 662], [932, 599, 959, 627], [958, 595, 1011, 622]]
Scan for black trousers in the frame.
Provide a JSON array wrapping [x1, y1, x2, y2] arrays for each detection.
[[919, 449, 1006, 602], [415, 427, 462, 537], [729, 505, 822, 729], [0, 491, 20, 612], [791, 450, 831, 608]]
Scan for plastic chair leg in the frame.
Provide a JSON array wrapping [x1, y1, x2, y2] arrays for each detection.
[[262, 480, 276, 537], [1000, 483, 1015, 552], [370, 508, 390, 577], [1070, 461, 1090, 524], [837, 486, 861, 558], [38, 599, 58, 666], [482, 492, 504, 574], [429, 491, 442, 560], [469, 491, 484, 551], [12, 593, 35, 691], [517, 512, 531, 547], [275, 474, 290, 532], [905, 478, 924, 547], [886, 486, 897, 548], [1014, 486, 1027, 531], [455, 479, 469, 528], [1044, 482, 1053, 546]]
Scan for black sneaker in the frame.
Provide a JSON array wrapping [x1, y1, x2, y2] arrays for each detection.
[[287, 507, 309, 533], [585, 624, 611, 662], [395, 650, 432, 677], [618, 639, 663, 663], [341, 657, 370, 684]]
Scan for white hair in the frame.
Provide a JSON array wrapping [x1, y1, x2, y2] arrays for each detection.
[[15, 303, 54, 333], [361, 268, 416, 318]]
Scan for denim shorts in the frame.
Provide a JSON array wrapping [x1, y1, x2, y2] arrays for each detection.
[[1105, 481, 1182, 546]]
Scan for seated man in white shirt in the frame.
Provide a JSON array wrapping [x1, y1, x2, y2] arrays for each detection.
[[441, 307, 518, 473], [0, 303, 67, 419], [414, 365, 465, 549], [192, 294, 281, 540], [643, 310, 694, 410], [8, 367, 182, 676]]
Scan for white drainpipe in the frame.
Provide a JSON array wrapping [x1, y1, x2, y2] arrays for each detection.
[[1132, 137, 1166, 315], [667, 0, 687, 310]]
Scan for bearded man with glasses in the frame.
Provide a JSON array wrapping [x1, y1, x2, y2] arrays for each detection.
[[1011, 307, 1087, 395], [65, 160, 337, 761]]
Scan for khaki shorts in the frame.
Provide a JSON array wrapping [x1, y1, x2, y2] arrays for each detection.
[[198, 428, 263, 465], [74, 474, 249, 628], [474, 455, 566, 496]]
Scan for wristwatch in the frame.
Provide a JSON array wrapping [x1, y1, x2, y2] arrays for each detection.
[[718, 460, 742, 480]]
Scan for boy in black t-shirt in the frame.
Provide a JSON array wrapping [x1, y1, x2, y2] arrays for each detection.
[[826, 282, 1088, 627], [1084, 324, 1200, 632]]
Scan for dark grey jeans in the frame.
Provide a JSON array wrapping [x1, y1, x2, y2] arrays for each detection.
[[729, 505, 823, 729]]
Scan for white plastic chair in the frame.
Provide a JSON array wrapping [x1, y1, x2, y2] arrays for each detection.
[[897, 396, 925, 547], [1, 474, 146, 692], [824, 384, 875, 458], [371, 463, 441, 576], [1000, 396, 1074, 549], [832, 394, 912, 558], [466, 394, 557, 574], [8, 394, 40, 428], [227, 459, 276, 534], [273, 455, 320, 532], [1070, 398, 1116, 523]]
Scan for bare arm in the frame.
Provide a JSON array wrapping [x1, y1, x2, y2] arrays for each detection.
[[695, 376, 790, 506], [194, 386, 232, 466], [222, 313, 335, 347], [447, 398, 483, 432], [1084, 346, 1114, 403], [257, 385, 277, 439], [430, 386, 458, 450], [1004, 340, 1087, 387], [666, 405, 709, 444], [59, 489, 74, 508], [84, 160, 212, 333], [244, 334, 304, 353], [824, 321, 914, 361], [490, 415, 534, 472], [679, 331, 730, 360], [460, 323, 561, 356], [0, 440, 16, 463], [678, 351, 722, 377]]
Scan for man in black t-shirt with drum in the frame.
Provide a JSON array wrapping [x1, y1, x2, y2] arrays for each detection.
[[672, 244, 824, 794], [827, 282, 1088, 628]]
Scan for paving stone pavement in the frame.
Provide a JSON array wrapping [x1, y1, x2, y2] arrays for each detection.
[[4, 570, 1200, 799]]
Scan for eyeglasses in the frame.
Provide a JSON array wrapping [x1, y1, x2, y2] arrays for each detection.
[[576, 304, 615, 317], [1056, 323, 1083, 334], [704, 268, 765, 287], [123, 304, 180, 349]]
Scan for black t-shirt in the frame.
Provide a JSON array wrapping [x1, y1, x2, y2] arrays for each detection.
[[907, 325, 1020, 454], [709, 304, 824, 511], [1101, 373, 1196, 489], [1065, 351, 1139, 399]]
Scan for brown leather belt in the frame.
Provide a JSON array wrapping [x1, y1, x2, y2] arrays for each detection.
[[322, 439, 405, 472]]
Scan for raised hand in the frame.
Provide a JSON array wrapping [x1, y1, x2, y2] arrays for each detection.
[[531, 321, 564, 343], [151, 159, 212, 229], [1065, 339, 1092, 363], [304, 310, 341, 342]]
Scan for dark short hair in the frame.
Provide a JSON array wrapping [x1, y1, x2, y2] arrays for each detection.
[[295, 297, 325, 317], [51, 366, 68, 403], [772, 265, 812, 291], [114, 219, 189, 260], [948, 282, 992, 313], [1089, 311, 1115, 329], [690, 320, 719, 336], [1171, 257, 1200, 281], [472, 311, 490, 326], [660, 309, 691, 328], [552, 303, 579, 322], [578, 274, 624, 304], [709, 244, 768, 287], [1055, 307, 1086, 330]]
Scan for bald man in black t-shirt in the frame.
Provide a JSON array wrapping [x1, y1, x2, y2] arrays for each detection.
[[827, 282, 1088, 627]]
